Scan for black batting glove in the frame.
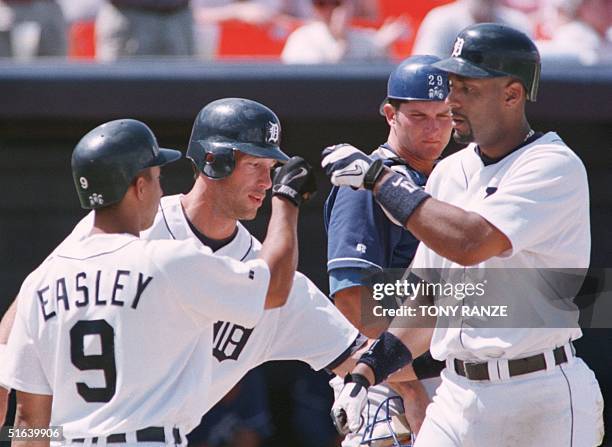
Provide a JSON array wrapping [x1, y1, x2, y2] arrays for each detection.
[[272, 156, 317, 207]]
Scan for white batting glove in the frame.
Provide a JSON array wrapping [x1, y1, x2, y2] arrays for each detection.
[[330, 374, 369, 435], [321, 144, 374, 189]]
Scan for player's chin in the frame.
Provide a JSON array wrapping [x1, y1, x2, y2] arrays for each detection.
[[420, 141, 446, 157], [452, 128, 473, 145], [238, 206, 260, 221]]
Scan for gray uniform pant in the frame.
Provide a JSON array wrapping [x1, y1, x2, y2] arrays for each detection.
[[95, 2, 194, 60]]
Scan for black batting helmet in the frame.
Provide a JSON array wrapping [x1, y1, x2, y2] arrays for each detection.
[[72, 119, 181, 209], [433, 23, 541, 101], [187, 98, 290, 179]]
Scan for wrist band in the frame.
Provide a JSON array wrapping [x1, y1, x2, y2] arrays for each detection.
[[344, 372, 371, 390], [357, 331, 413, 385], [374, 172, 430, 226], [364, 159, 385, 190]]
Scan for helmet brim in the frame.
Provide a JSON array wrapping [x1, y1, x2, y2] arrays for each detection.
[[232, 142, 290, 163], [151, 148, 182, 167], [432, 57, 505, 79]]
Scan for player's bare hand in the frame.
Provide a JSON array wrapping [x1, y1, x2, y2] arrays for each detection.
[[321, 144, 378, 189], [272, 156, 317, 207], [330, 374, 369, 435]]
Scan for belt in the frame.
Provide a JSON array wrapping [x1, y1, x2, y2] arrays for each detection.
[[111, 1, 189, 14], [73, 427, 181, 444], [453, 346, 569, 381]]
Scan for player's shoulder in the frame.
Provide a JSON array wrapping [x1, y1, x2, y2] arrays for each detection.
[[431, 144, 476, 173], [142, 194, 183, 240], [142, 237, 212, 259], [518, 132, 587, 174]]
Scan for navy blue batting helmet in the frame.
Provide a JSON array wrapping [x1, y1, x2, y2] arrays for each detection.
[[72, 119, 181, 209], [380, 55, 449, 115], [187, 98, 289, 179]]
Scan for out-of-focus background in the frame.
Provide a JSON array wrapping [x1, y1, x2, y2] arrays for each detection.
[[0, 0, 611, 446]]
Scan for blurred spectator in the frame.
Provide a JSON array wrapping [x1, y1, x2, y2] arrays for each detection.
[[281, 0, 408, 63], [187, 368, 272, 447], [0, 0, 67, 59], [537, 0, 612, 64], [411, 0, 532, 58], [56, 0, 101, 23], [192, 0, 312, 59], [95, 0, 194, 60]]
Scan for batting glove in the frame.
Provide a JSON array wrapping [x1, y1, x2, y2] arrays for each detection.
[[272, 156, 317, 207], [321, 144, 384, 190], [330, 373, 370, 435]]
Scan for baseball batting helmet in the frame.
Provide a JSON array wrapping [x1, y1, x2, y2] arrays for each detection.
[[72, 119, 182, 209], [433, 23, 541, 101], [380, 55, 449, 115], [361, 396, 414, 447], [187, 98, 289, 179]]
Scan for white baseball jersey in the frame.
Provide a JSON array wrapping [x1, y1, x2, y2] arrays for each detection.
[[412, 132, 590, 361], [18, 194, 359, 415], [0, 233, 270, 438]]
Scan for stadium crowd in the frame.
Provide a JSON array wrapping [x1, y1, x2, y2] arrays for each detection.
[[0, 0, 610, 63]]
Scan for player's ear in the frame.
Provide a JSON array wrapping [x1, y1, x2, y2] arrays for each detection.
[[383, 103, 396, 126], [132, 171, 150, 201], [504, 80, 524, 108]]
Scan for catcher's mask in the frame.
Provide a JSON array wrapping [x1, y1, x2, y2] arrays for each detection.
[[360, 396, 414, 447]]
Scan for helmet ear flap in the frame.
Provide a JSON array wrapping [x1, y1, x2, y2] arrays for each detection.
[[201, 146, 236, 179]]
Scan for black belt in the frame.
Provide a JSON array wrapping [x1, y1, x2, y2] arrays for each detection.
[[111, 1, 189, 14], [73, 427, 181, 444], [453, 346, 568, 381]]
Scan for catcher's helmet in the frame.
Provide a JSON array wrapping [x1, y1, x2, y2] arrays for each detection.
[[380, 55, 449, 114], [187, 98, 289, 179], [72, 119, 181, 209], [433, 23, 541, 101], [361, 396, 414, 447]]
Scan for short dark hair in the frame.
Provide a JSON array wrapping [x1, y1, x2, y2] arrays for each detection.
[[388, 99, 405, 110]]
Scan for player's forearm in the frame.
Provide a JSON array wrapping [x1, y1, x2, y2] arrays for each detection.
[[349, 325, 434, 387], [259, 197, 299, 309], [0, 298, 17, 344], [373, 170, 510, 265], [12, 391, 52, 447], [334, 287, 388, 338], [387, 379, 430, 435], [0, 386, 8, 426]]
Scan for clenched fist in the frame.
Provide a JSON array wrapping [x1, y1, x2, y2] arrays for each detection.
[[321, 144, 383, 190], [272, 156, 317, 207]]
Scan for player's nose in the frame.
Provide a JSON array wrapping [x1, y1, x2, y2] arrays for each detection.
[[260, 167, 273, 190], [446, 88, 461, 109]]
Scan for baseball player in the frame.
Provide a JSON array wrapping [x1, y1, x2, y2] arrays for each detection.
[[0, 99, 406, 435], [323, 24, 604, 447], [324, 55, 451, 444], [0, 118, 317, 443]]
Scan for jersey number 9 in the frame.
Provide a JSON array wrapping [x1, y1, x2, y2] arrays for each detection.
[[70, 319, 117, 403]]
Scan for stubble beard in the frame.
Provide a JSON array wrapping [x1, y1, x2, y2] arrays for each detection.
[[452, 127, 474, 145]]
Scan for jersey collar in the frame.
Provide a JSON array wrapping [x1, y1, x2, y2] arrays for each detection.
[[475, 131, 543, 166]]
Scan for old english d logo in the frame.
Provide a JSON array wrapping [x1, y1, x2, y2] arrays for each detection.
[[213, 321, 254, 361]]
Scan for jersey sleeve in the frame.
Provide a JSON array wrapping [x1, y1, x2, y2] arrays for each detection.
[[264, 272, 360, 370], [150, 240, 270, 328], [466, 147, 590, 259], [326, 186, 392, 294], [0, 293, 51, 395]]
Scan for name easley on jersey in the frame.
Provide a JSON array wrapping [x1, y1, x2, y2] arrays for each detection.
[[37, 269, 154, 321]]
